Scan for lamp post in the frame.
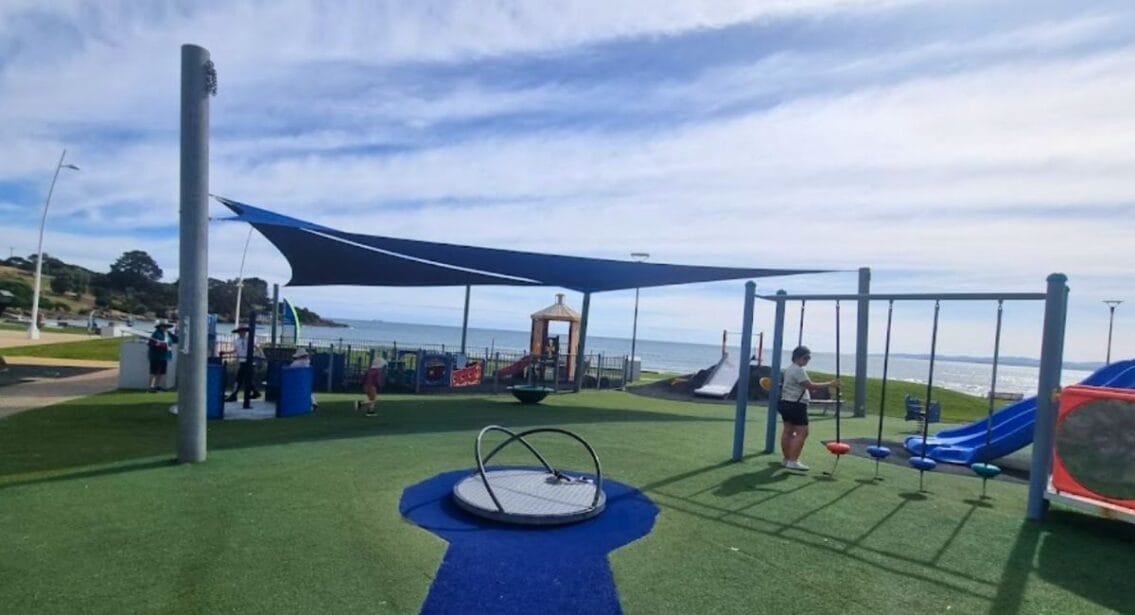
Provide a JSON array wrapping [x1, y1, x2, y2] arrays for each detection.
[[1104, 300, 1123, 364], [28, 149, 80, 339], [628, 251, 650, 382], [232, 226, 254, 327]]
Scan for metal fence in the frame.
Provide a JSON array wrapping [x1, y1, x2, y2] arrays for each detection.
[[215, 333, 630, 393]]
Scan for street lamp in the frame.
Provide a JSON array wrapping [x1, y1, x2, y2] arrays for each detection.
[[628, 251, 650, 382], [28, 149, 79, 340], [1104, 300, 1123, 364], [232, 226, 255, 327]]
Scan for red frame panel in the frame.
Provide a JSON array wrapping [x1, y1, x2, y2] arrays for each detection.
[[1051, 384, 1135, 509]]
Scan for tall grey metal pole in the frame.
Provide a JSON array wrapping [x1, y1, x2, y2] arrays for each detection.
[[764, 291, 787, 454], [28, 149, 79, 340], [574, 292, 591, 392], [629, 286, 640, 382], [177, 44, 214, 464], [461, 285, 471, 354], [1027, 273, 1068, 521], [732, 282, 755, 461], [854, 267, 870, 417], [270, 284, 279, 349], [627, 252, 649, 382], [232, 226, 253, 328], [1104, 300, 1122, 364]]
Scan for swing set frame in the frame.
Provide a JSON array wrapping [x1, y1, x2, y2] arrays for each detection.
[[730, 272, 1069, 522]]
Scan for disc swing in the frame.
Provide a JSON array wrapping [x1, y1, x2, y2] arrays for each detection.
[[907, 300, 941, 491], [970, 300, 1005, 497], [824, 300, 851, 474], [866, 300, 896, 479]]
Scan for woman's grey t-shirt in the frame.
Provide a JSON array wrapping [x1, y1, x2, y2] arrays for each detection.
[[780, 363, 810, 403]]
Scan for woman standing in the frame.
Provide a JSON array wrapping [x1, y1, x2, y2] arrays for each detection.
[[778, 345, 841, 470]]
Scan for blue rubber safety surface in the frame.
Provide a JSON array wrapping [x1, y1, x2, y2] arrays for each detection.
[[400, 468, 659, 615]]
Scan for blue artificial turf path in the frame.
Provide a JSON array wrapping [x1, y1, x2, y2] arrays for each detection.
[[400, 469, 659, 614]]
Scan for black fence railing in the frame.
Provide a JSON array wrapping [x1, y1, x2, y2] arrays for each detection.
[[216, 333, 630, 394]]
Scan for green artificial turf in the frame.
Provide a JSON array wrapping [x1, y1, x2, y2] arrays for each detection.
[[1, 336, 127, 361], [2, 390, 1132, 614]]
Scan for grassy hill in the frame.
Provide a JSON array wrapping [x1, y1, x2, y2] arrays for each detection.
[[0, 264, 114, 319]]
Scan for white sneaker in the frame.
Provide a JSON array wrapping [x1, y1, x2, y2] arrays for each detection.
[[785, 460, 810, 471]]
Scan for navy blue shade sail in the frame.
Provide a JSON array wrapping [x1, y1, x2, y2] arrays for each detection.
[[216, 196, 830, 292]]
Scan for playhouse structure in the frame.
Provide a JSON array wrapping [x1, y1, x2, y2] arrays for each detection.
[[529, 294, 581, 383]]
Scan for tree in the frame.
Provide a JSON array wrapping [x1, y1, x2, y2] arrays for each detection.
[[73, 270, 91, 295], [0, 279, 32, 309], [50, 271, 76, 295], [106, 250, 163, 291], [93, 286, 112, 309], [36, 253, 67, 277], [207, 277, 271, 321], [3, 256, 34, 271]]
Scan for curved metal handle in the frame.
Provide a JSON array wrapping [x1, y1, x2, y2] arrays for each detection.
[[473, 425, 604, 514]]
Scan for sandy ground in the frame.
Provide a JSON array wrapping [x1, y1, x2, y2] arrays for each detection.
[[0, 330, 120, 419]]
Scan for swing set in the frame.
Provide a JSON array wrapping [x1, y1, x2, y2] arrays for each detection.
[[729, 273, 1073, 521]]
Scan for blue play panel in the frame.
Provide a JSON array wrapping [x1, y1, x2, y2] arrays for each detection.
[[400, 469, 658, 614]]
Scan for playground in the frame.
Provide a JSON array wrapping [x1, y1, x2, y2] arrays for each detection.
[[1, 381, 1133, 614], [9, 47, 1118, 613]]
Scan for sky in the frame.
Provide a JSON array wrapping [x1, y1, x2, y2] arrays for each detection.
[[1, 0, 1132, 362]]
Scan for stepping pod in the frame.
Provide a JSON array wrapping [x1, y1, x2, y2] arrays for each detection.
[[970, 462, 1002, 499]]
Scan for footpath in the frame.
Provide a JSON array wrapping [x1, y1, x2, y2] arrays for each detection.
[[0, 329, 120, 420]]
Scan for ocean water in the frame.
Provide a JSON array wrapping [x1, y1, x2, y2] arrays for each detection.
[[77, 315, 1091, 396], [295, 319, 1092, 397]]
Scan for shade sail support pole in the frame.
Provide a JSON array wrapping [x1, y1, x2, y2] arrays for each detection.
[[574, 292, 591, 392]]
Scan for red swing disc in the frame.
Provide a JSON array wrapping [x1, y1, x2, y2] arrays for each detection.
[[826, 441, 851, 455]]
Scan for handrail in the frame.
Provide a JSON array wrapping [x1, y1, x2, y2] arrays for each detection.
[[473, 425, 604, 514]]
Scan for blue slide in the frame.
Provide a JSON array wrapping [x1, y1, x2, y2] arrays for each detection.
[[904, 359, 1135, 465]]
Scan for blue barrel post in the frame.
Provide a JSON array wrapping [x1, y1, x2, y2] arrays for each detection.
[[265, 359, 284, 402], [277, 365, 314, 417], [206, 358, 224, 419]]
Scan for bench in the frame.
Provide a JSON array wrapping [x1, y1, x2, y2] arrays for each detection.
[[808, 386, 841, 415], [904, 394, 941, 423]]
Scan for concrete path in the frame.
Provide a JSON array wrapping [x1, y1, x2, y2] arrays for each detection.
[[0, 328, 93, 349], [0, 330, 121, 419]]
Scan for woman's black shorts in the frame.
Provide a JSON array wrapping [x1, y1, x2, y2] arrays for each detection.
[[778, 400, 809, 426]]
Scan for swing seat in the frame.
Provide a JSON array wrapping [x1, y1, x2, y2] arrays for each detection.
[[826, 441, 851, 455], [908, 456, 937, 472], [866, 445, 891, 459], [970, 462, 1002, 479]]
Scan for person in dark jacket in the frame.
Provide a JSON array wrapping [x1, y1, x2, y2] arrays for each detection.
[[147, 320, 178, 393]]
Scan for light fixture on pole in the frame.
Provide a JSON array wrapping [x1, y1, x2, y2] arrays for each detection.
[[28, 149, 80, 340], [628, 251, 650, 382], [1104, 299, 1123, 364], [232, 226, 254, 327]]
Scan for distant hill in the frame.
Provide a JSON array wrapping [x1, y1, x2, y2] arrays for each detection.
[[0, 253, 340, 328]]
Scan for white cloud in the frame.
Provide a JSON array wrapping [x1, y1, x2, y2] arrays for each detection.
[[1, 0, 1132, 363]]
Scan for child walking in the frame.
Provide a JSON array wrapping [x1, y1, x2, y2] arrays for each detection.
[[357, 355, 387, 416]]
